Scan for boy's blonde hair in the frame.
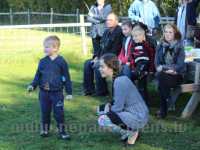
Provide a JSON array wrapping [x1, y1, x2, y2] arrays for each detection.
[[44, 35, 61, 49], [132, 26, 145, 36]]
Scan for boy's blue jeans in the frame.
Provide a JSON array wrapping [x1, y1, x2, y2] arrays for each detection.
[[39, 90, 65, 133]]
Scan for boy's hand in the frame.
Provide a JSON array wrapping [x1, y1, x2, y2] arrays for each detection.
[[165, 69, 177, 75], [27, 85, 34, 92], [66, 95, 73, 100]]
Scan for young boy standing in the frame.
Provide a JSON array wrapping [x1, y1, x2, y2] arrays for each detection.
[[27, 35, 72, 140], [131, 25, 155, 106]]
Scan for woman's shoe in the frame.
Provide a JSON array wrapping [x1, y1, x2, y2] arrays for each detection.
[[120, 132, 129, 142], [126, 131, 139, 145]]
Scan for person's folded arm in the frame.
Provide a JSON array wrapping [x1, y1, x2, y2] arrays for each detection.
[[87, 7, 101, 24], [128, 3, 141, 22], [87, 16, 100, 24], [93, 4, 112, 23], [173, 48, 186, 73], [111, 79, 127, 113], [153, 4, 161, 27]]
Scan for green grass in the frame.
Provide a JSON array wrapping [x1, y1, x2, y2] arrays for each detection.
[[0, 29, 200, 150]]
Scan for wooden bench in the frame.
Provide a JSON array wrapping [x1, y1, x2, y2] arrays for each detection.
[[168, 61, 200, 118]]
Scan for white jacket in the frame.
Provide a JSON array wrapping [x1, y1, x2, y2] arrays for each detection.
[[128, 0, 160, 29]]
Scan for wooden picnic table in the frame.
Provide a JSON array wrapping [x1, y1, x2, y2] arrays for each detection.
[[168, 60, 200, 118], [180, 60, 200, 118]]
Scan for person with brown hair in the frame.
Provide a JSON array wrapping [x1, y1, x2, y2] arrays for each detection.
[[97, 53, 149, 146], [155, 24, 186, 118]]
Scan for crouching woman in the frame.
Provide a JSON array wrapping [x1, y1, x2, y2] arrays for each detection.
[[97, 53, 149, 145]]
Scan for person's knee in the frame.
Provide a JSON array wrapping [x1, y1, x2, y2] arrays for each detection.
[[98, 115, 111, 127], [53, 101, 64, 117], [53, 109, 64, 123], [41, 104, 51, 114]]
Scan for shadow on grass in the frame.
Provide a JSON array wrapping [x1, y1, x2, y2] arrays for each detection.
[[0, 73, 200, 149]]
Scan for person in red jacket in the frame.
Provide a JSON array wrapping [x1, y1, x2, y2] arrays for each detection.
[[118, 20, 134, 79], [119, 21, 155, 106]]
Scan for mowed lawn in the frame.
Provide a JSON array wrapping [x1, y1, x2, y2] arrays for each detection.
[[0, 29, 200, 150]]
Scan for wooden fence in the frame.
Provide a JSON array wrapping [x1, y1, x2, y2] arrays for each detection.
[[0, 9, 177, 25], [0, 14, 176, 54], [0, 8, 80, 25]]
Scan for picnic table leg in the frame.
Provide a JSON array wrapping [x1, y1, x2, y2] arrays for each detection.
[[181, 93, 200, 118], [181, 62, 200, 118]]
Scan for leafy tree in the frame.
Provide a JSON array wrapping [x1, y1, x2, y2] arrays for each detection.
[[0, 0, 199, 17]]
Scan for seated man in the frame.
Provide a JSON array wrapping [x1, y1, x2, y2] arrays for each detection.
[[83, 13, 123, 96]]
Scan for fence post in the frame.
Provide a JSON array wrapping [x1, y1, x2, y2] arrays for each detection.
[[9, 8, 13, 25], [76, 9, 79, 23], [76, 9, 80, 33], [27, 8, 31, 24], [80, 14, 88, 55], [50, 8, 54, 24]]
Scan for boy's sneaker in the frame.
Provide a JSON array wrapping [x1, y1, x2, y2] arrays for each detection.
[[58, 132, 71, 140], [40, 130, 49, 138]]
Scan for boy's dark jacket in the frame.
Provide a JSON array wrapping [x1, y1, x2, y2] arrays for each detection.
[[31, 55, 72, 94]]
